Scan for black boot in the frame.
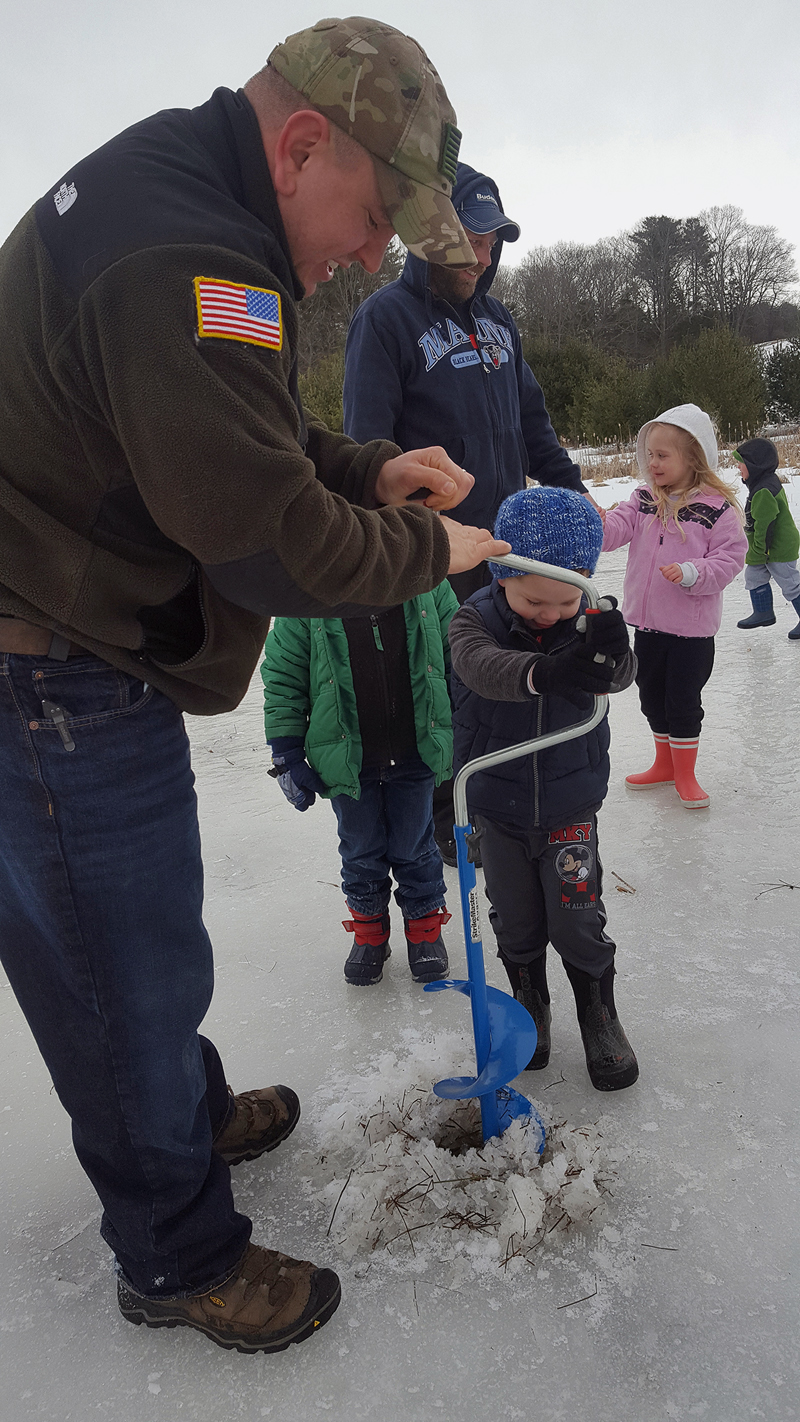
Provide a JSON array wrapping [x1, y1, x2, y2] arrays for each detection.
[[789, 595, 800, 640], [342, 910, 391, 985], [737, 584, 776, 629], [404, 910, 450, 983], [500, 952, 551, 1070], [563, 961, 638, 1091]]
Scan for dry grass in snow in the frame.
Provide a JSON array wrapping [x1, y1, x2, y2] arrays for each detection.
[[301, 1033, 623, 1278]]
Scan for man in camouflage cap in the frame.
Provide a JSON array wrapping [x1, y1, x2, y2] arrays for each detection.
[[0, 16, 509, 1355], [267, 16, 475, 268]]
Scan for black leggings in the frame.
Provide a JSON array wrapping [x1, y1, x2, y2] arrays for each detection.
[[634, 630, 715, 739]]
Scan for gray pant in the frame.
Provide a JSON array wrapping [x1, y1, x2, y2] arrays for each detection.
[[744, 561, 800, 602], [475, 813, 615, 979]]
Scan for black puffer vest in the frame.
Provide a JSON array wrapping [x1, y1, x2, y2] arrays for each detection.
[[451, 582, 611, 830]]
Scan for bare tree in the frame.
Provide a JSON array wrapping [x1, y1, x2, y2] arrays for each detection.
[[511, 242, 585, 348], [583, 235, 646, 355], [510, 239, 635, 350], [296, 238, 405, 371], [699, 205, 797, 335]]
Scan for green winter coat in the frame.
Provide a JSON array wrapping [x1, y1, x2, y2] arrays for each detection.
[[745, 485, 800, 565], [261, 582, 458, 799]]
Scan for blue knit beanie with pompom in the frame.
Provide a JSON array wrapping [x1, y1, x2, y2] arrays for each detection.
[[489, 487, 603, 579]]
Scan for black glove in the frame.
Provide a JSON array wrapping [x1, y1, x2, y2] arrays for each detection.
[[268, 744, 325, 812], [530, 643, 615, 706], [579, 596, 630, 660]]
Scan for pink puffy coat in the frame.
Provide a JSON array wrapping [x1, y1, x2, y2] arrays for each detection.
[[602, 486, 747, 637]]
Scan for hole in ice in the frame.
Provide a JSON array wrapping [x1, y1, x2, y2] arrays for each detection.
[[303, 1034, 623, 1274]]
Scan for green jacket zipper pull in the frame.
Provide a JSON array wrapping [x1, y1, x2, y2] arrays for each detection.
[[41, 700, 76, 752]]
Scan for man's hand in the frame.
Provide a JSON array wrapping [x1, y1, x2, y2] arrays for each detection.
[[375, 448, 474, 511], [440, 516, 511, 574], [660, 563, 683, 584]]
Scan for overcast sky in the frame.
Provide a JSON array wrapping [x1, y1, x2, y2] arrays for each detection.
[[3, 0, 799, 285]]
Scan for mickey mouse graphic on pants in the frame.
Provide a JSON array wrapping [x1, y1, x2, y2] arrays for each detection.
[[554, 844, 597, 909]]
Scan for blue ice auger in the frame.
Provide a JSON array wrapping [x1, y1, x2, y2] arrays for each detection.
[[424, 556, 611, 1146]]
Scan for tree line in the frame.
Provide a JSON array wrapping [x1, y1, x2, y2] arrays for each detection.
[[298, 205, 800, 443]]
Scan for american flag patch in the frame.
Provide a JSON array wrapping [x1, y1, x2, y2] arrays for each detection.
[[194, 277, 283, 350]]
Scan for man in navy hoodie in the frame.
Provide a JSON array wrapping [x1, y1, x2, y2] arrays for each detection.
[[344, 163, 590, 859], [343, 162, 590, 606]]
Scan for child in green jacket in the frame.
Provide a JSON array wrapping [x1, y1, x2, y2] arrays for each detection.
[[261, 582, 458, 986], [734, 438, 800, 638]]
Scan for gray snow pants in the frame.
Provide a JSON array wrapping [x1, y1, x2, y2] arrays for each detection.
[[744, 560, 800, 601], [475, 812, 615, 979]]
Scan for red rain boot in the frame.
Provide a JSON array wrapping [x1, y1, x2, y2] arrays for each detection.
[[669, 736, 710, 808], [625, 734, 674, 789]]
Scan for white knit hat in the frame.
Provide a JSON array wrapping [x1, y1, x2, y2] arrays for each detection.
[[636, 403, 719, 475]]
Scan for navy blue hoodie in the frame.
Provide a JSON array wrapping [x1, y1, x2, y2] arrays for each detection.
[[343, 164, 583, 532]]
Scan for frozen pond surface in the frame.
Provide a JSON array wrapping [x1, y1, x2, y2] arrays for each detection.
[[2, 507, 799, 1421]]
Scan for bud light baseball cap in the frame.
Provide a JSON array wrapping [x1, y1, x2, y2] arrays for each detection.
[[268, 16, 476, 266], [454, 165, 521, 243]]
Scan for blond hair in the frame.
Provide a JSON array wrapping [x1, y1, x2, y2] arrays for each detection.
[[644, 422, 743, 539]]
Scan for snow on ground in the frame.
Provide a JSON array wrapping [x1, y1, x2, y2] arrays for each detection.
[[2, 474, 800, 1421]]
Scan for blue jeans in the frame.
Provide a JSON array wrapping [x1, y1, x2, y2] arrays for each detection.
[[331, 759, 446, 919], [0, 653, 250, 1297]]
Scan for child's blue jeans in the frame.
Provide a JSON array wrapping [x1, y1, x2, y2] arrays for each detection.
[[331, 758, 446, 920]]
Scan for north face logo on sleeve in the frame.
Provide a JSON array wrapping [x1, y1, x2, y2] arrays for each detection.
[[54, 182, 78, 216]]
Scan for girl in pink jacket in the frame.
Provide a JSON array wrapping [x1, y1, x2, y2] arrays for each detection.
[[602, 404, 746, 809]]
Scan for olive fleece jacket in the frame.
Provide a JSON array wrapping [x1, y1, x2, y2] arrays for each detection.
[[0, 87, 449, 714]]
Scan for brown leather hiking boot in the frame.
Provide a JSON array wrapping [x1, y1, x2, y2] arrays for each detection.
[[213, 1085, 300, 1166], [117, 1243, 341, 1353]]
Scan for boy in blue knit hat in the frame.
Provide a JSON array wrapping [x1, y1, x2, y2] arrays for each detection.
[[448, 487, 639, 1091]]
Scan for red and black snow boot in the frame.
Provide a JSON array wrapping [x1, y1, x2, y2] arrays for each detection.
[[404, 910, 451, 983], [342, 910, 391, 986]]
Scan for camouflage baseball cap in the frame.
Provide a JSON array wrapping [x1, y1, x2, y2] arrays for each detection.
[[268, 16, 476, 267]]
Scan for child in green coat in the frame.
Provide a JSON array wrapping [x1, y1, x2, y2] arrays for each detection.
[[261, 582, 458, 986], [734, 438, 800, 638]]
